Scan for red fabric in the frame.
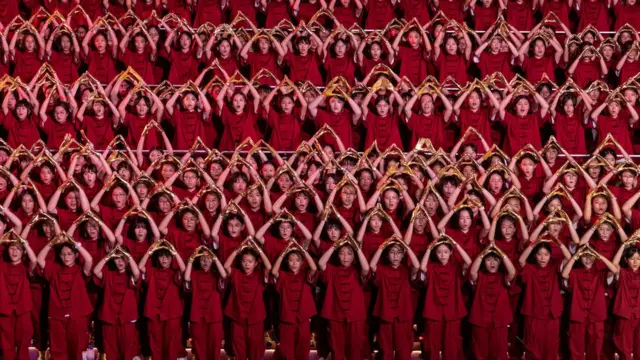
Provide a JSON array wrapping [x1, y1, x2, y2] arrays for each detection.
[[219, 106, 260, 150], [121, 49, 156, 84], [224, 269, 266, 324], [521, 55, 556, 83], [0, 0, 19, 24], [320, 264, 366, 321], [572, 60, 602, 88], [170, 110, 206, 150], [471, 324, 509, 360], [0, 261, 33, 316], [566, 267, 608, 323], [457, 108, 493, 149], [364, 112, 402, 150], [436, 53, 468, 84], [399, 0, 430, 23], [614, 317, 640, 360], [313, 108, 354, 149], [84, 50, 117, 84], [49, 51, 79, 83], [143, 266, 183, 320], [12, 50, 43, 82], [423, 319, 462, 360], [190, 321, 223, 360], [469, 271, 512, 327], [96, 269, 139, 324], [614, 1, 640, 30], [568, 320, 604, 360], [168, 49, 200, 84], [619, 60, 640, 84], [613, 268, 640, 319], [552, 111, 587, 154], [42, 261, 93, 319], [210, 54, 239, 78], [503, 112, 542, 156], [520, 263, 563, 319], [194, 0, 224, 25], [596, 114, 633, 154], [506, 0, 535, 30], [324, 55, 357, 85], [377, 318, 413, 360], [365, 0, 396, 29], [423, 261, 467, 320], [407, 111, 446, 149], [267, 110, 303, 151], [77, 115, 116, 149], [277, 319, 312, 360], [41, 118, 76, 149], [102, 321, 140, 360], [446, 227, 480, 261], [147, 317, 182, 360], [284, 52, 323, 85], [276, 269, 316, 323], [523, 317, 560, 360], [231, 320, 265, 360], [328, 319, 365, 360], [187, 269, 223, 323], [436, 0, 465, 22], [473, 3, 499, 30], [0, 311, 33, 360], [478, 52, 514, 80], [577, 0, 611, 31], [1, 114, 41, 148], [124, 112, 161, 150], [373, 264, 414, 322], [246, 51, 282, 82], [49, 316, 90, 360], [264, 0, 290, 27]]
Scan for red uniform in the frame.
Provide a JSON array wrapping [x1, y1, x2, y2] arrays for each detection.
[[41, 118, 77, 149], [245, 51, 282, 83], [97, 269, 140, 360], [373, 264, 415, 360], [503, 112, 543, 156], [77, 115, 116, 149], [143, 266, 184, 360], [469, 271, 512, 360], [613, 268, 640, 360], [12, 50, 43, 83], [167, 49, 201, 84], [83, 50, 118, 84], [224, 269, 267, 360], [266, 109, 303, 151], [313, 108, 355, 150], [577, 0, 611, 31], [506, 0, 535, 30], [120, 49, 157, 84], [618, 60, 640, 84], [422, 260, 467, 360], [477, 51, 514, 80], [520, 263, 563, 360], [170, 110, 207, 150], [49, 51, 80, 84], [320, 263, 367, 360], [124, 112, 161, 150], [1, 114, 41, 148], [407, 111, 446, 149], [521, 55, 556, 83], [166, 228, 205, 264], [194, 0, 224, 25], [571, 60, 603, 88], [435, 0, 465, 22], [436, 53, 468, 85], [614, 1, 640, 29], [552, 110, 587, 154], [596, 114, 633, 154], [566, 266, 609, 360], [324, 55, 357, 85], [365, 0, 395, 28], [284, 52, 323, 85], [457, 107, 493, 149], [364, 112, 403, 150], [264, 0, 290, 27], [274, 269, 317, 360], [0, 261, 34, 360], [219, 107, 260, 150], [472, 3, 499, 30], [185, 269, 225, 360], [42, 261, 94, 360]]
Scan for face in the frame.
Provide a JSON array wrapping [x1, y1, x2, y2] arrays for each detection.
[[588, 165, 601, 179], [158, 254, 172, 268], [435, 244, 452, 264], [407, 31, 420, 48], [534, 39, 545, 57], [182, 212, 197, 232], [516, 98, 530, 117], [148, 27, 160, 43], [420, 94, 434, 114], [40, 167, 54, 184], [622, 171, 636, 188], [467, 91, 481, 110], [65, 191, 78, 210], [286, 253, 302, 273], [279, 222, 293, 240], [382, 190, 399, 212], [183, 171, 198, 189], [488, 174, 504, 193], [241, 253, 257, 274], [295, 193, 310, 211], [625, 89, 639, 105], [602, 45, 613, 60], [15, 105, 28, 120], [369, 214, 383, 233], [60, 35, 71, 52], [370, 43, 382, 59], [157, 195, 171, 213], [329, 97, 345, 113], [608, 102, 621, 117], [376, 99, 390, 117], [297, 40, 310, 55], [500, 219, 516, 239], [114, 257, 126, 271], [387, 245, 404, 267], [8, 244, 23, 263], [204, 194, 220, 213], [277, 174, 293, 191], [597, 223, 613, 239], [424, 194, 438, 214], [94, 34, 107, 52], [280, 97, 294, 114], [563, 172, 578, 188], [484, 256, 501, 273], [134, 223, 148, 240], [627, 252, 640, 271], [232, 93, 246, 113], [92, 102, 105, 117], [442, 182, 456, 199], [59, 246, 77, 267], [182, 94, 197, 111], [340, 186, 356, 207], [21, 194, 34, 214], [334, 40, 347, 57], [112, 187, 127, 208], [490, 37, 501, 52], [24, 35, 36, 51], [519, 158, 535, 178], [535, 247, 551, 267], [227, 218, 243, 237], [445, 37, 458, 55], [134, 35, 147, 52], [338, 246, 355, 267], [592, 196, 608, 215], [135, 98, 149, 116], [506, 198, 522, 212], [85, 221, 99, 239], [458, 210, 472, 231], [179, 33, 192, 50]]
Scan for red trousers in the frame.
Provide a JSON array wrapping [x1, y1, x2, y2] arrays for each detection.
[[30, 286, 47, 350], [275, 319, 311, 360], [0, 312, 33, 360], [190, 321, 223, 360], [49, 316, 90, 360], [328, 319, 365, 360], [523, 316, 560, 360], [568, 320, 604, 360], [231, 320, 264, 360], [471, 324, 509, 360], [148, 317, 182, 360], [378, 318, 413, 360], [613, 317, 640, 360], [423, 319, 462, 360], [102, 320, 139, 360]]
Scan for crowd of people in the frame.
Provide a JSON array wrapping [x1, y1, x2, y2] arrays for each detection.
[[2, 0, 640, 360]]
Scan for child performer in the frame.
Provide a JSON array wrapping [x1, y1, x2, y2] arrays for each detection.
[[0, 232, 37, 359], [562, 244, 618, 360], [318, 235, 370, 360], [223, 238, 272, 360], [611, 239, 640, 359], [36, 234, 94, 359], [468, 243, 517, 360], [369, 237, 420, 360], [93, 246, 141, 360], [184, 246, 227, 360], [271, 241, 318, 360], [138, 240, 186, 360], [518, 238, 572, 360], [419, 234, 472, 360]]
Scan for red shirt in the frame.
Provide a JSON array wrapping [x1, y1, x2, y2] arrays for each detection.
[[49, 51, 79, 84], [42, 118, 76, 149], [84, 50, 117, 84], [596, 114, 633, 154], [224, 269, 266, 324], [320, 264, 367, 322], [365, 0, 395, 29], [506, 0, 535, 30], [469, 271, 512, 327], [284, 52, 323, 85], [42, 261, 93, 319], [503, 112, 543, 156], [246, 51, 282, 83], [313, 108, 354, 149], [166, 227, 206, 262], [522, 55, 556, 83], [121, 49, 156, 84], [577, 0, 611, 31], [613, 268, 640, 319], [194, 0, 224, 25], [373, 264, 415, 322], [168, 49, 200, 84], [457, 107, 493, 149], [566, 266, 608, 322], [553, 111, 587, 154], [77, 115, 116, 149], [1, 114, 41, 148], [170, 110, 206, 150], [219, 107, 260, 150], [572, 60, 602, 88], [520, 263, 563, 319], [97, 269, 139, 324], [477, 51, 513, 80], [267, 110, 303, 151], [614, 1, 640, 29], [324, 55, 357, 85], [619, 60, 640, 84], [143, 266, 183, 320], [12, 50, 43, 82], [473, 3, 499, 30], [275, 269, 317, 323], [407, 112, 446, 149], [364, 112, 402, 150], [186, 269, 224, 323], [264, 0, 291, 27], [422, 261, 467, 320], [0, 261, 33, 315], [124, 113, 161, 150], [398, 46, 429, 85], [436, 0, 465, 22]]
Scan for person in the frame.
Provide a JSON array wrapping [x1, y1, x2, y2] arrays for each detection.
[[138, 240, 186, 360], [271, 241, 318, 360], [93, 246, 141, 360], [318, 236, 370, 360], [468, 243, 517, 360], [184, 246, 227, 360], [37, 235, 94, 359], [612, 240, 640, 359], [419, 235, 472, 360], [223, 238, 272, 360], [369, 237, 420, 360], [0, 234, 37, 360]]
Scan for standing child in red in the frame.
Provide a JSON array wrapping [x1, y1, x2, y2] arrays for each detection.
[[612, 241, 640, 359], [138, 241, 186, 360], [562, 245, 618, 360], [419, 235, 472, 360], [223, 239, 272, 360], [369, 238, 420, 360], [518, 239, 571, 360], [0, 234, 37, 360], [93, 247, 141, 360], [468, 243, 517, 360], [36, 235, 94, 359], [318, 236, 370, 360], [184, 246, 227, 360], [272, 242, 317, 360]]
